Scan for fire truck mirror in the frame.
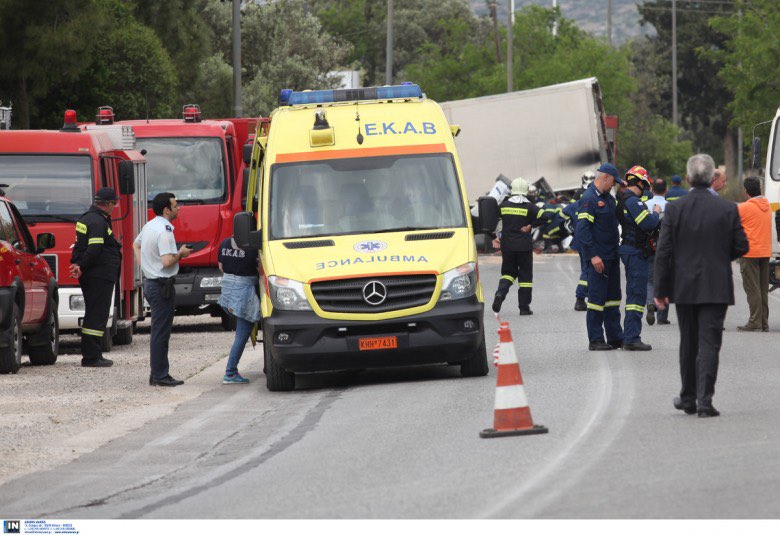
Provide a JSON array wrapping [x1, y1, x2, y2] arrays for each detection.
[[118, 160, 136, 195], [36, 232, 55, 252], [233, 211, 261, 251], [243, 143, 253, 166]]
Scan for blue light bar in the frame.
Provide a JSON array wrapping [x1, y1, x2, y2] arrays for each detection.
[[279, 89, 294, 106], [286, 84, 423, 106]]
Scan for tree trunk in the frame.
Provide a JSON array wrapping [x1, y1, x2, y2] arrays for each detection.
[[723, 127, 735, 183]]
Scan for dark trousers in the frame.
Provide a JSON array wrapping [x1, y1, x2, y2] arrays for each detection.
[[575, 248, 588, 299], [620, 251, 649, 343], [675, 303, 728, 407], [586, 257, 623, 343], [646, 254, 669, 322], [740, 257, 769, 330], [80, 276, 115, 361], [496, 250, 533, 309], [144, 279, 176, 381]]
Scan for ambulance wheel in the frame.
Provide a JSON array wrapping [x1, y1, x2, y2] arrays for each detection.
[[0, 304, 22, 374], [113, 324, 133, 346], [28, 299, 59, 365], [100, 330, 113, 353], [460, 331, 489, 377], [263, 328, 294, 391]]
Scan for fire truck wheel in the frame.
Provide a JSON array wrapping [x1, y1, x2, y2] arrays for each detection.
[[460, 331, 489, 377], [221, 312, 237, 331], [0, 304, 22, 374], [100, 330, 113, 353], [28, 299, 59, 365], [113, 324, 133, 346], [263, 327, 294, 391]]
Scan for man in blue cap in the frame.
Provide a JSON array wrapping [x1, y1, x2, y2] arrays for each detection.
[[666, 175, 687, 202], [69, 187, 122, 367], [575, 163, 626, 350]]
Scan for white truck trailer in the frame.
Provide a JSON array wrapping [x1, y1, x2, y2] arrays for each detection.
[[440, 78, 615, 203]]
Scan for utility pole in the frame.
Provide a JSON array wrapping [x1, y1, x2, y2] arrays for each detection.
[[490, 2, 502, 63], [672, 0, 678, 130], [552, 0, 558, 37], [386, 0, 394, 85], [737, 7, 743, 187], [507, 0, 513, 93], [232, 0, 242, 117], [607, 0, 612, 46]]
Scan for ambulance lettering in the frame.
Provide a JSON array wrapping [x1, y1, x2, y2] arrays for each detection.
[[315, 255, 429, 270], [364, 122, 437, 136]]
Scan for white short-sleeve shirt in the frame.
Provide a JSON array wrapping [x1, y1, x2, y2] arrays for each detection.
[[135, 216, 179, 279]]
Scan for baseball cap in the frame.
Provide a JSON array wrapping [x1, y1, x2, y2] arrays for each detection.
[[94, 187, 119, 202], [596, 163, 626, 186], [671, 175, 682, 184]]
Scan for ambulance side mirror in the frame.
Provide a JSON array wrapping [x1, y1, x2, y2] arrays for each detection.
[[118, 160, 136, 195], [476, 196, 499, 234], [233, 211, 261, 250], [243, 143, 253, 166]]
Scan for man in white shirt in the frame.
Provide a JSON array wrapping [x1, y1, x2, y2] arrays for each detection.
[[645, 178, 669, 325]]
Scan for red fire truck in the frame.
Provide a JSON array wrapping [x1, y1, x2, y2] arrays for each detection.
[[0, 110, 147, 350], [91, 106, 257, 329]]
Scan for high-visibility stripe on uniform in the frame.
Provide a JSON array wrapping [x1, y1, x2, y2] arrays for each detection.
[[578, 280, 588, 286], [605, 300, 621, 307], [76, 222, 87, 234], [500, 207, 529, 216], [626, 304, 646, 313], [518, 282, 533, 288], [578, 213, 595, 223], [666, 196, 680, 201], [587, 302, 605, 311], [500, 275, 515, 283], [88, 238, 105, 245], [635, 211, 649, 224], [107, 228, 112, 235], [81, 328, 104, 337]]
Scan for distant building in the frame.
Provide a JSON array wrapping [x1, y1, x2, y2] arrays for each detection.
[[329, 70, 362, 90]]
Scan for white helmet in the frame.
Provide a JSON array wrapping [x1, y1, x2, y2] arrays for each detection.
[[510, 177, 529, 196], [582, 171, 596, 187]]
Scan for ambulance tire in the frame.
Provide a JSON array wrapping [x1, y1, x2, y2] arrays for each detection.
[[263, 328, 294, 391], [460, 331, 489, 377], [0, 304, 22, 374], [28, 299, 59, 365]]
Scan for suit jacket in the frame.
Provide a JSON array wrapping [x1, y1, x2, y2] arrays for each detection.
[[654, 187, 749, 305]]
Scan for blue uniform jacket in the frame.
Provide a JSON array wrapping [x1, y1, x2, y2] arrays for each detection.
[[618, 190, 660, 255], [575, 183, 620, 261], [562, 198, 581, 250], [666, 185, 688, 202]]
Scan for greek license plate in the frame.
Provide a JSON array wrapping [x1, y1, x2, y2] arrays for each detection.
[[359, 336, 398, 351]]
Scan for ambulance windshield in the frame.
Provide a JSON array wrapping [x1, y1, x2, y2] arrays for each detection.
[[0, 155, 92, 220], [137, 137, 226, 204], [270, 153, 465, 239]]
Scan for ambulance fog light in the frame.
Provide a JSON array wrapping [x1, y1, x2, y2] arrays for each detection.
[[439, 263, 477, 301], [200, 276, 223, 288], [268, 276, 312, 311], [276, 332, 292, 344], [70, 295, 86, 311], [463, 320, 477, 331]]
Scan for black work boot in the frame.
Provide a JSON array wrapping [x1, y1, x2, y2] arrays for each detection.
[[491, 293, 504, 313], [518, 307, 533, 316]]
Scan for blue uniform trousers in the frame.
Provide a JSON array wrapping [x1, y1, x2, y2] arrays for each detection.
[[620, 250, 649, 343], [576, 249, 588, 299], [586, 257, 623, 343], [144, 278, 176, 381]]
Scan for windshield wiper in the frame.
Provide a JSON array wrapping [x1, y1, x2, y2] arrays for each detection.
[[25, 214, 79, 222]]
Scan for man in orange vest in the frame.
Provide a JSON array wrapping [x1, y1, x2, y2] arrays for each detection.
[[737, 176, 771, 332]]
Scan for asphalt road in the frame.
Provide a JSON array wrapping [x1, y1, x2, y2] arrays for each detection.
[[2, 253, 779, 519]]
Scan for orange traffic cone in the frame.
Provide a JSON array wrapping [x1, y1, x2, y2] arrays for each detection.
[[480, 321, 548, 438]]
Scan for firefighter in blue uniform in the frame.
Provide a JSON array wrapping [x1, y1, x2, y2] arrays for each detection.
[[69, 188, 122, 367], [564, 171, 595, 311], [491, 177, 549, 315], [665, 174, 688, 201], [617, 165, 661, 350], [575, 164, 626, 350]]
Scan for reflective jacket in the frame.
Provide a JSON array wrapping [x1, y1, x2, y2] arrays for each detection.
[[71, 205, 121, 281], [617, 189, 660, 256], [575, 183, 620, 261], [497, 196, 547, 252], [666, 185, 688, 202]]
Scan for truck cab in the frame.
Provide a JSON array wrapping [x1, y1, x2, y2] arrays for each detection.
[[235, 84, 492, 391]]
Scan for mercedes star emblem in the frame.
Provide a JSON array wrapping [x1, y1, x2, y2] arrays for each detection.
[[362, 281, 388, 306]]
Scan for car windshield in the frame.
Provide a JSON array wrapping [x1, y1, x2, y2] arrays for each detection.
[[269, 153, 466, 239], [0, 155, 92, 219], [137, 137, 226, 203]]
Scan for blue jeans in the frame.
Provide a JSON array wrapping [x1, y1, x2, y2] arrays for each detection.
[[226, 314, 254, 376]]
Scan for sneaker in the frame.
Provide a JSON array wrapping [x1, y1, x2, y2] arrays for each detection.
[[223, 373, 250, 384], [646, 303, 656, 325]]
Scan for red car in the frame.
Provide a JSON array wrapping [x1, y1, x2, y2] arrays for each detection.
[[0, 193, 59, 373]]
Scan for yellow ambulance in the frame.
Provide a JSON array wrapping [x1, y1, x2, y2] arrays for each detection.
[[235, 84, 495, 391]]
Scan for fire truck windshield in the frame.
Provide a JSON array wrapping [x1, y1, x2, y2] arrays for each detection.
[[0, 155, 92, 220], [269, 153, 466, 239], [136, 137, 227, 204]]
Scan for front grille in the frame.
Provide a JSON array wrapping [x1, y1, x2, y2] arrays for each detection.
[[311, 274, 437, 313], [283, 239, 335, 249], [405, 231, 454, 241], [42, 254, 57, 278]]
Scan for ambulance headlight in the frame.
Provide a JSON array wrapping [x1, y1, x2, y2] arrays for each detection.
[[268, 276, 312, 311], [439, 263, 476, 301]]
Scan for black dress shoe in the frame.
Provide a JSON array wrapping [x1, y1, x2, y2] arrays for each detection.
[[82, 357, 113, 368], [623, 341, 652, 351], [607, 339, 624, 349], [588, 341, 613, 351], [646, 303, 656, 325], [491, 294, 504, 313], [673, 397, 697, 415], [658, 320, 671, 325], [518, 308, 533, 316], [574, 298, 587, 311], [697, 405, 720, 418], [150, 375, 184, 387]]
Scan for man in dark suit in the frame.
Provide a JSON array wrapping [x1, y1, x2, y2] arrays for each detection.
[[654, 154, 749, 418]]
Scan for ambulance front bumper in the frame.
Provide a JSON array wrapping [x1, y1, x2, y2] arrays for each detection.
[[264, 297, 484, 373]]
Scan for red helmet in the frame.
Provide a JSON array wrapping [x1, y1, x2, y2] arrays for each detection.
[[625, 165, 651, 188]]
